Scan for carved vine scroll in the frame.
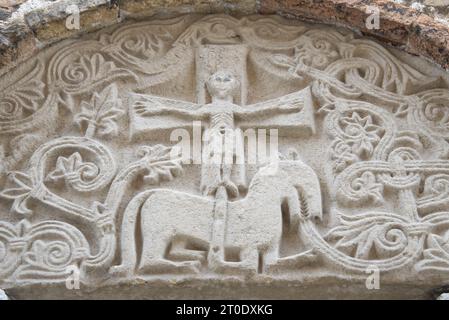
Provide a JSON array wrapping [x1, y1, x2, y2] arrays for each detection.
[[1, 15, 449, 291]]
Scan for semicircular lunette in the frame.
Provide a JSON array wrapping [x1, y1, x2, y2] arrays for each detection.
[[0, 14, 449, 298]]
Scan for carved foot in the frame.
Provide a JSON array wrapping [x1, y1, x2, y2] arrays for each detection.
[[201, 180, 239, 198], [201, 181, 221, 197], [223, 179, 239, 198], [209, 260, 257, 277]]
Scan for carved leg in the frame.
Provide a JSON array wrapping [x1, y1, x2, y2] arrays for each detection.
[[168, 238, 207, 262], [209, 246, 259, 276], [222, 136, 239, 198], [138, 234, 201, 274], [201, 133, 223, 197], [200, 162, 222, 197], [260, 245, 280, 274]]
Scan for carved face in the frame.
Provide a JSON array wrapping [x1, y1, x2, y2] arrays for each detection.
[[206, 71, 239, 100]]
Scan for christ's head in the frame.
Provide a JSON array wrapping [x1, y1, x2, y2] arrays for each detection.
[[206, 70, 239, 101]]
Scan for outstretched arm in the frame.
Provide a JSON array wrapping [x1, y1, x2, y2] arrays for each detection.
[[131, 94, 207, 119], [234, 93, 304, 120], [134, 103, 206, 118]]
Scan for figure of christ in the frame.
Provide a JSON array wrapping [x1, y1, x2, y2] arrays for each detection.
[[134, 70, 301, 198]]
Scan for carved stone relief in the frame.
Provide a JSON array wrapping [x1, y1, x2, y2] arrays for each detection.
[[1, 14, 449, 298]]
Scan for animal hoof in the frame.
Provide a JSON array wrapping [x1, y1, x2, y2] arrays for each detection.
[[109, 265, 133, 277], [180, 261, 202, 273]]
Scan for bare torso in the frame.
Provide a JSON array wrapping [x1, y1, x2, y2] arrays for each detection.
[[201, 102, 239, 132]]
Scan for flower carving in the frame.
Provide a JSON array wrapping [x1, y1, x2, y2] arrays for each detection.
[[350, 171, 384, 204], [46, 152, 99, 186], [340, 112, 383, 158], [74, 84, 124, 138]]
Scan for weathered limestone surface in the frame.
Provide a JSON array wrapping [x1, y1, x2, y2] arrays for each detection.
[[1, 13, 449, 299]]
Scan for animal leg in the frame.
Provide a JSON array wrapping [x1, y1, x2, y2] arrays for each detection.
[[209, 246, 259, 276], [138, 233, 201, 274], [168, 238, 207, 263]]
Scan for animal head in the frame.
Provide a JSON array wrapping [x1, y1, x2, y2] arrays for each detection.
[[247, 158, 323, 221]]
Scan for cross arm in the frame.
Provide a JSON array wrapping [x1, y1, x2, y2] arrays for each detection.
[[234, 90, 305, 120], [131, 93, 207, 119]]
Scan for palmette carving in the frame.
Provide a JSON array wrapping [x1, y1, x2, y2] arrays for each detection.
[[325, 212, 418, 260], [0, 62, 45, 121], [1, 15, 449, 294], [74, 84, 124, 138]]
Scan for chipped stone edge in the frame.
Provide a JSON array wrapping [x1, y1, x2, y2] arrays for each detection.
[[1, 0, 449, 73], [259, 0, 449, 70]]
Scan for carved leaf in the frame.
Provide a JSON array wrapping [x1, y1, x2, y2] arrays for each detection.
[[393, 103, 410, 117], [0, 171, 34, 215], [46, 152, 98, 184], [99, 25, 175, 74], [0, 61, 45, 120], [74, 84, 124, 138], [325, 211, 408, 259], [77, 53, 128, 85], [416, 232, 449, 272], [138, 145, 183, 184], [54, 51, 137, 97]]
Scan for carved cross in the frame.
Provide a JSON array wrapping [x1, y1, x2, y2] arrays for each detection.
[[129, 45, 315, 192], [128, 44, 316, 267]]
